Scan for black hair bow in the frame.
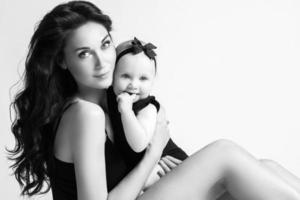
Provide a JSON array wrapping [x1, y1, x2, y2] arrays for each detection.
[[131, 37, 157, 60]]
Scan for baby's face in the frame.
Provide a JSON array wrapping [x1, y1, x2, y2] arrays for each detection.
[[113, 53, 156, 102]]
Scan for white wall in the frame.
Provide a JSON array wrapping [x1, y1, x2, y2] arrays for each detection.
[[1, 0, 299, 199]]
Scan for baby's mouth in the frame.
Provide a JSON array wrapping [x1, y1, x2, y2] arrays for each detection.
[[125, 91, 140, 95]]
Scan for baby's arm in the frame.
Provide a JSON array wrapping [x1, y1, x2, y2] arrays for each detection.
[[118, 94, 157, 152]]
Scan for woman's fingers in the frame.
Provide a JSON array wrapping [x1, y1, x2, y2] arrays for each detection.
[[156, 156, 183, 178], [156, 165, 166, 178], [161, 157, 177, 168], [158, 159, 171, 173], [161, 156, 182, 169], [148, 112, 170, 156], [165, 155, 182, 165], [156, 106, 167, 123], [146, 106, 171, 157], [157, 156, 183, 177], [157, 171, 165, 178]]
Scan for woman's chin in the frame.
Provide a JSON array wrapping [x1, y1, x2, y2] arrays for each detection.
[[96, 79, 113, 89]]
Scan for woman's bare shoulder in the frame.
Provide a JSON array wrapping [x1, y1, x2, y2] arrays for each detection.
[[55, 99, 106, 161], [63, 99, 105, 136], [65, 98, 105, 118]]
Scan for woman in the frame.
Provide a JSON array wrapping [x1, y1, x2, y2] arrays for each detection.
[[8, 1, 300, 200]]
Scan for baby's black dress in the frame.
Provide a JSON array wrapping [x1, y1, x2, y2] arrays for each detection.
[[107, 86, 188, 171]]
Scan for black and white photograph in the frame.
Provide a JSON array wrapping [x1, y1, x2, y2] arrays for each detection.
[[1, 0, 300, 199]]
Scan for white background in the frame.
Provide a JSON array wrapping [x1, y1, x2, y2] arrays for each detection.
[[0, 0, 299, 199]]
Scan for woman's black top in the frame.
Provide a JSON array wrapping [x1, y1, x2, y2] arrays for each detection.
[[50, 103, 130, 200]]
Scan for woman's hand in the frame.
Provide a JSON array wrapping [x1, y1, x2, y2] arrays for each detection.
[[157, 156, 182, 177], [146, 106, 170, 158], [142, 156, 183, 191], [143, 164, 162, 191]]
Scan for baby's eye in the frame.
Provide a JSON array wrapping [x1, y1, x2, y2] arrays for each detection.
[[102, 39, 112, 49], [140, 76, 149, 81], [121, 74, 130, 78], [78, 50, 91, 58]]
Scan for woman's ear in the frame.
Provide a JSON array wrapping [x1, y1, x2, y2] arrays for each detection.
[[60, 61, 67, 70], [56, 55, 67, 70]]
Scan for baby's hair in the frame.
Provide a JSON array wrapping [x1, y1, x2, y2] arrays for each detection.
[[116, 37, 157, 71]]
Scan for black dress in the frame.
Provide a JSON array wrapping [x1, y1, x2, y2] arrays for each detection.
[[107, 86, 188, 171]]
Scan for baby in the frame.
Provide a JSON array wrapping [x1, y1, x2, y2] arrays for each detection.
[[107, 37, 188, 190]]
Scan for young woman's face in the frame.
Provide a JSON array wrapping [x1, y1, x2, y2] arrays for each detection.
[[63, 21, 116, 93], [113, 53, 156, 101]]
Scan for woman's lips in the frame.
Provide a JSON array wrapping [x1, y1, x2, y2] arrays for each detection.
[[93, 71, 110, 78]]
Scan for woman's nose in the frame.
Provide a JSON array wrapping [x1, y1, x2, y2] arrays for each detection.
[[94, 50, 104, 69]]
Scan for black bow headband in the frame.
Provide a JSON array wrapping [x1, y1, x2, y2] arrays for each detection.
[[116, 37, 157, 67]]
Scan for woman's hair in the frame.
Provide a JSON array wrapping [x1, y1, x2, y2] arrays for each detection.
[[8, 1, 112, 196]]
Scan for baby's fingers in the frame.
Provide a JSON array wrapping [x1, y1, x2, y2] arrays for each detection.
[[130, 93, 137, 101], [116, 92, 127, 101]]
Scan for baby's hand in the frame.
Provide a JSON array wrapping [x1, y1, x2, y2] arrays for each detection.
[[116, 92, 136, 113]]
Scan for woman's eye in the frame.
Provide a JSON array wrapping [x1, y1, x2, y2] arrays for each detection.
[[78, 51, 91, 58], [102, 40, 112, 49]]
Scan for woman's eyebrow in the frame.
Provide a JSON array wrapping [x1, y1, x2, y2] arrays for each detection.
[[74, 34, 110, 52], [101, 34, 110, 42], [74, 47, 90, 52]]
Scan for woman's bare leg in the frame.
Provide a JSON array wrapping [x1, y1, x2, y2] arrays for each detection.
[[137, 139, 300, 200], [217, 159, 300, 200], [216, 159, 300, 200], [260, 159, 300, 193]]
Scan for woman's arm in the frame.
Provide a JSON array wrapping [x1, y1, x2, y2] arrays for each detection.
[[118, 92, 157, 152], [143, 156, 183, 191], [107, 107, 170, 200], [69, 101, 109, 200], [108, 145, 160, 200], [69, 100, 168, 200]]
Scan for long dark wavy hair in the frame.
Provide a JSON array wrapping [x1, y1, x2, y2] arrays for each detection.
[[8, 1, 112, 196]]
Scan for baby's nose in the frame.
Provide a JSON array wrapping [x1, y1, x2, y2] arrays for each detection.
[[128, 80, 138, 89]]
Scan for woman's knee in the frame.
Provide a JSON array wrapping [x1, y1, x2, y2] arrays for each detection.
[[191, 139, 252, 171], [260, 159, 285, 171], [260, 158, 277, 166], [208, 139, 242, 153], [203, 139, 253, 164]]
